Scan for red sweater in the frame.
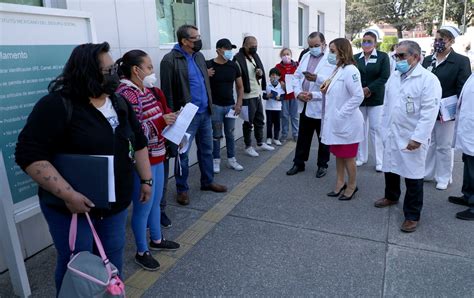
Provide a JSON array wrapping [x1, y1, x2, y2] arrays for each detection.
[[275, 60, 299, 100], [117, 81, 170, 164]]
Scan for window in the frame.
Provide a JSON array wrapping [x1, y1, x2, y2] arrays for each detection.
[[317, 12, 325, 34], [0, 0, 42, 6], [156, 0, 196, 45], [272, 0, 282, 47], [298, 7, 303, 47]]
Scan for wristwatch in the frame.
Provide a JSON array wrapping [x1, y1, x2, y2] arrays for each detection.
[[140, 178, 153, 186]]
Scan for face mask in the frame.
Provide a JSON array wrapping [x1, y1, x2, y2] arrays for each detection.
[[223, 50, 233, 61], [310, 46, 322, 57], [395, 60, 410, 73], [138, 68, 157, 88], [248, 47, 257, 55], [282, 55, 291, 64], [192, 39, 203, 52], [434, 40, 446, 53], [271, 77, 279, 86], [327, 53, 337, 65], [102, 72, 120, 95], [362, 42, 374, 48]]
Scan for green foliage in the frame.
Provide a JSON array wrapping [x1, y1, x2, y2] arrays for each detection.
[[380, 36, 399, 52], [352, 38, 362, 48]]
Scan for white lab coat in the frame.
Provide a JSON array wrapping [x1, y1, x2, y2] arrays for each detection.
[[381, 64, 442, 179], [455, 73, 474, 156], [321, 64, 365, 145], [293, 51, 336, 119]]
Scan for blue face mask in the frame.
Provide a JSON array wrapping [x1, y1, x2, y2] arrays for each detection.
[[395, 60, 410, 73], [310, 46, 322, 57], [327, 53, 337, 65], [223, 50, 233, 61]]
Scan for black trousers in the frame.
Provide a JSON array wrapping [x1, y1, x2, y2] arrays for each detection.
[[265, 110, 281, 139], [243, 96, 265, 147], [384, 172, 424, 221], [462, 153, 474, 208], [293, 106, 330, 169]]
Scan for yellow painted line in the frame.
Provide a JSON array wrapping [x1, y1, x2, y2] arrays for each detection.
[[125, 141, 296, 297]]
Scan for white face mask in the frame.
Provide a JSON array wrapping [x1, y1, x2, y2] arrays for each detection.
[[142, 73, 157, 88]]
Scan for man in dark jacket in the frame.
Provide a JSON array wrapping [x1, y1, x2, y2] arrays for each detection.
[[233, 35, 275, 157], [160, 24, 226, 206]]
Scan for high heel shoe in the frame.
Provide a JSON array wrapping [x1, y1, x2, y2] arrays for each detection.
[[339, 187, 358, 201], [327, 184, 347, 197]]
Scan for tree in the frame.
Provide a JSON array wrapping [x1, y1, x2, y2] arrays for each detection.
[[371, 0, 425, 38], [418, 0, 443, 35], [446, 0, 473, 30], [346, 0, 372, 40]]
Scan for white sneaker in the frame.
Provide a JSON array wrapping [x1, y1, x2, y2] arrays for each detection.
[[356, 160, 364, 167], [375, 165, 383, 172], [266, 138, 272, 145], [213, 159, 220, 174], [273, 139, 282, 146], [245, 147, 259, 157], [436, 182, 448, 190], [227, 157, 244, 171], [257, 143, 275, 151]]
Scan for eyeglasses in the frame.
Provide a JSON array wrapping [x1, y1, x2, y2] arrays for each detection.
[[101, 64, 118, 75], [393, 52, 409, 61]]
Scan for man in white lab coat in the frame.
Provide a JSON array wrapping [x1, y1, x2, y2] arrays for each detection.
[[374, 41, 442, 233], [286, 32, 336, 178], [449, 74, 474, 220]]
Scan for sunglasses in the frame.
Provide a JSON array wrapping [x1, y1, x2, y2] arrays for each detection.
[[393, 52, 409, 60]]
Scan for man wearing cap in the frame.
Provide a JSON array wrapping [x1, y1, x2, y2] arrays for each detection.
[[206, 38, 245, 173], [160, 24, 227, 206], [422, 26, 472, 191], [233, 35, 275, 157]]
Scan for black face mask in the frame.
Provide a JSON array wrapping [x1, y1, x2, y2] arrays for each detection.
[[192, 39, 203, 52], [248, 47, 257, 55], [434, 40, 446, 53], [102, 72, 120, 95]]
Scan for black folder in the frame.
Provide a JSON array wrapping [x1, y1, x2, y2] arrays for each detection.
[[41, 154, 111, 209]]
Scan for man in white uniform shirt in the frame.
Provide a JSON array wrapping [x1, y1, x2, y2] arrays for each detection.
[[374, 41, 442, 233]]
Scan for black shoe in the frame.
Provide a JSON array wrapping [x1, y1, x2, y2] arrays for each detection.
[[327, 184, 347, 197], [149, 238, 180, 251], [286, 164, 304, 175], [316, 167, 327, 178], [135, 251, 160, 271], [161, 212, 172, 228], [339, 187, 359, 201], [448, 196, 469, 206], [456, 209, 474, 221]]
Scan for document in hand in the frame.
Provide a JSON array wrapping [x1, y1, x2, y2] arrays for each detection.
[[440, 95, 458, 122], [162, 103, 199, 145], [239, 106, 249, 122], [225, 108, 239, 119], [42, 154, 114, 209], [285, 74, 296, 94]]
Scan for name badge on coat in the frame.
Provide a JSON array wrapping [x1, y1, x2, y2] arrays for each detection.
[[406, 96, 415, 114], [368, 58, 377, 64]]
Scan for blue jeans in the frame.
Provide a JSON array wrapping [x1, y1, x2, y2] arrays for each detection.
[[40, 202, 128, 294], [131, 162, 164, 253], [211, 104, 236, 159], [175, 111, 214, 193], [281, 99, 299, 139]]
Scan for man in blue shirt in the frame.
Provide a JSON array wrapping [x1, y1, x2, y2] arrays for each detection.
[[160, 25, 227, 205]]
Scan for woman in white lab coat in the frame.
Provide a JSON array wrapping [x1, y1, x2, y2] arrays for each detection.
[[321, 38, 365, 200]]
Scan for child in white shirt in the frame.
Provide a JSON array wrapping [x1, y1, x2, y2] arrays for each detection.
[[264, 68, 284, 146]]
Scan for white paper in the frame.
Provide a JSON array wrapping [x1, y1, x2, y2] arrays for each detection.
[[91, 155, 115, 202], [239, 106, 249, 122], [440, 95, 458, 122], [225, 108, 239, 119], [162, 103, 199, 145], [285, 74, 295, 94], [179, 133, 192, 154]]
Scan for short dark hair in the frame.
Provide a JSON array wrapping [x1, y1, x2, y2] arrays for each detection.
[[116, 50, 148, 79], [437, 29, 455, 40], [269, 67, 281, 76], [176, 24, 198, 45], [363, 31, 377, 42], [308, 32, 325, 43], [48, 42, 110, 102]]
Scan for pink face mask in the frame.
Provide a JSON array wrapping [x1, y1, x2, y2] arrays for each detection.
[[282, 55, 291, 64]]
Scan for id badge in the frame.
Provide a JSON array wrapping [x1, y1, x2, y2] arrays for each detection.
[[406, 101, 415, 114]]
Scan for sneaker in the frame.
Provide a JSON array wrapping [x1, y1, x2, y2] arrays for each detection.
[[375, 165, 383, 172], [266, 138, 272, 145], [149, 239, 180, 251], [135, 251, 160, 271], [257, 143, 275, 151], [245, 146, 259, 157], [273, 139, 282, 146], [436, 182, 448, 190], [356, 160, 364, 167], [213, 158, 220, 174], [227, 157, 244, 171], [160, 212, 172, 228]]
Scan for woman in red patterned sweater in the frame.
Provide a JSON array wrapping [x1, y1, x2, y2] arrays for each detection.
[[275, 48, 299, 142], [116, 50, 179, 271]]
